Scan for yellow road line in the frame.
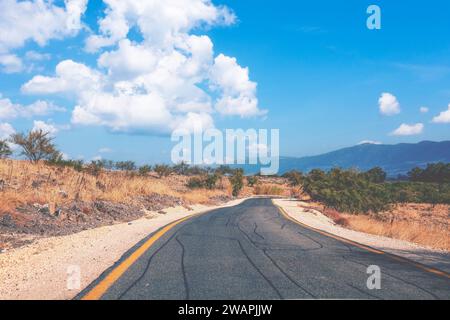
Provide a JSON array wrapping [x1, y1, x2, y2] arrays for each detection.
[[272, 200, 450, 280], [81, 214, 199, 300]]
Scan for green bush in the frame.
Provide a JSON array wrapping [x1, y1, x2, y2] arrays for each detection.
[[247, 175, 258, 187], [302, 166, 450, 214], [0, 140, 12, 159], [408, 163, 450, 183], [154, 164, 172, 178], [115, 161, 137, 172], [283, 170, 303, 186], [138, 165, 152, 176], [187, 173, 220, 190], [229, 169, 244, 197]]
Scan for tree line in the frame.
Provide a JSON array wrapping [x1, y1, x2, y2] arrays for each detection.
[[283, 165, 450, 214]]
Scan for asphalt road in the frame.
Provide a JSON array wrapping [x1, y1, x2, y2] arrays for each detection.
[[81, 198, 450, 300]]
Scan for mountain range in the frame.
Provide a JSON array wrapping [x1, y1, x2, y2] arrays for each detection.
[[277, 141, 450, 177]]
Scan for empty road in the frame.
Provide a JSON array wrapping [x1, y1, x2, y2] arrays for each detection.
[[81, 198, 450, 300]]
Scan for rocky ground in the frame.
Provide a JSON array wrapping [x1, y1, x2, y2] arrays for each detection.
[[0, 193, 230, 251]]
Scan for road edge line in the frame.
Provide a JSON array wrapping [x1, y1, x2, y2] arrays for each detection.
[[272, 199, 450, 280], [81, 213, 203, 300]]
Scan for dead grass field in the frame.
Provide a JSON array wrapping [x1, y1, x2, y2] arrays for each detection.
[[304, 200, 450, 251], [0, 160, 230, 211], [342, 204, 450, 251]]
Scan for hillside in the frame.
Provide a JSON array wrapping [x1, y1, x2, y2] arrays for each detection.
[[280, 141, 450, 177]]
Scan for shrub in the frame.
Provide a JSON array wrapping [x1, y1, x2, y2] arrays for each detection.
[[283, 170, 303, 186], [138, 165, 152, 176], [187, 177, 206, 189], [229, 169, 244, 197], [408, 163, 450, 183], [187, 173, 220, 190], [363, 167, 386, 183], [115, 161, 137, 172], [172, 161, 189, 175], [0, 140, 12, 159], [86, 160, 104, 177], [154, 164, 172, 178], [205, 173, 220, 190], [247, 175, 258, 187], [302, 166, 450, 214], [215, 165, 234, 175], [10, 130, 58, 163], [48, 155, 84, 172]]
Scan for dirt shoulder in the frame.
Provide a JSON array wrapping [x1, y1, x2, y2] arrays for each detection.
[[273, 198, 450, 274], [0, 198, 248, 300]]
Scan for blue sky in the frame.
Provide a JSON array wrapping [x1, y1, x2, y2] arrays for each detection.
[[1, 0, 450, 164]]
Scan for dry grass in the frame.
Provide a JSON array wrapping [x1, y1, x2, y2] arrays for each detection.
[[252, 177, 291, 197], [0, 160, 290, 215], [342, 203, 450, 251], [0, 160, 229, 213], [344, 214, 450, 251], [299, 200, 450, 251]]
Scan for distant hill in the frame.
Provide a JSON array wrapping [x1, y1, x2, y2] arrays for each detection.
[[279, 141, 450, 177]]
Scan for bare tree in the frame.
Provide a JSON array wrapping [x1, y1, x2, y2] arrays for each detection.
[[0, 139, 12, 159], [10, 130, 58, 163]]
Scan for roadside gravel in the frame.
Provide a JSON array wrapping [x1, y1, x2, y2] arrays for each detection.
[[0, 198, 246, 300]]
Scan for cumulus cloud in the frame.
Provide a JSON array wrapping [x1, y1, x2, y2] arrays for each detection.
[[379, 92, 400, 116], [211, 54, 266, 117], [391, 123, 424, 136], [0, 0, 88, 54], [23, 1, 265, 135], [0, 94, 65, 120], [32, 120, 59, 136], [85, 0, 235, 53], [22, 59, 103, 95], [432, 104, 450, 123], [0, 122, 15, 139]]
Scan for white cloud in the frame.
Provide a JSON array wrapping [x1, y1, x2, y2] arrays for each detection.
[[85, 0, 235, 53], [0, 0, 88, 54], [211, 54, 266, 117], [358, 140, 382, 145], [22, 59, 103, 95], [98, 39, 159, 79], [420, 106, 429, 114], [23, 1, 265, 135], [32, 120, 59, 136], [0, 122, 15, 139], [432, 104, 450, 124], [391, 123, 424, 136], [0, 54, 23, 73], [379, 92, 400, 116], [0, 94, 65, 120]]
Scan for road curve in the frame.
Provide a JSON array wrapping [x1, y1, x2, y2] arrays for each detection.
[[80, 198, 450, 300]]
